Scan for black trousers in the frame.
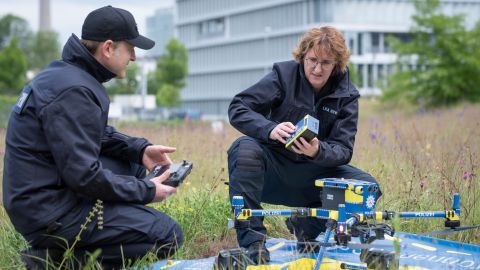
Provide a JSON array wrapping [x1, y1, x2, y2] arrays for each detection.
[[23, 155, 183, 268], [227, 136, 381, 248]]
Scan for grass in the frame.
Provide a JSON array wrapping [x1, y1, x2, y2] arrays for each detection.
[[0, 98, 479, 269]]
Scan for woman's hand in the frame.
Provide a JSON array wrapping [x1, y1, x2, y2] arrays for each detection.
[[291, 137, 320, 158], [269, 122, 296, 144]]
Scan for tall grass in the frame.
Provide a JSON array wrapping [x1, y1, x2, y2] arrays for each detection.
[[354, 100, 479, 243], [0, 99, 479, 269]]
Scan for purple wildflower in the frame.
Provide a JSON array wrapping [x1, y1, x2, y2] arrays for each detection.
[[394, 129, 401, 140], [463, 171, 475, 181]]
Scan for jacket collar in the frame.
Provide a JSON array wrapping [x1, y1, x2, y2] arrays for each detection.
[[61, 34, 116, 83]]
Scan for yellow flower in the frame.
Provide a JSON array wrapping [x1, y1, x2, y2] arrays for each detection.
[[192, 187, 197, 193], [188, 208, 194, 212], [178, 206, 184, 212]]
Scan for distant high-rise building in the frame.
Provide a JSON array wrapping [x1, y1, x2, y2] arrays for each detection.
[[146, 7, 174, 57], [39, 0, 51, 31], [175, 0, 480, 118]]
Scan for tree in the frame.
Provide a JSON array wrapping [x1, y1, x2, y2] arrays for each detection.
[[148, 38, 188, 107], [156, 84, 180, 107], [0, 38, 27, 94], [382, 0, 480, 107], [0, 14, 32, 50], [26, 31, 60, 71], [1, 14, 60, 73], [106, 63, 140, 96]]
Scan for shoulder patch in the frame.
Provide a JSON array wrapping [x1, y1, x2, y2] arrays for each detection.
[[13, 86, 32, 115]]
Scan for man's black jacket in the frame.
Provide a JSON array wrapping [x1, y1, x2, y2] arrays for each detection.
[[2, 34, 155, 235], [228, 60, 360, 166]]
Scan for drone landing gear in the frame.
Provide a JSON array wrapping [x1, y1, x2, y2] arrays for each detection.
[[351, 222, 395, 244], [360, 249, 399, 270], [215, 248, 248, 270]]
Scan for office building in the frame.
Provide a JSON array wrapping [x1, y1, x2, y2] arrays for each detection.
[[146, 7, 175, 57], [175, 0, 480, 117]]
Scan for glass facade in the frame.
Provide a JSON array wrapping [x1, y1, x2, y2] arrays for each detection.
[[175, 0, 480, 117]]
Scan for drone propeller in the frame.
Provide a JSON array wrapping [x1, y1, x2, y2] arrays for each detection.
[[420, 225, 480, 236]]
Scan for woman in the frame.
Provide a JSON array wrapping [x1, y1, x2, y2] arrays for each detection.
[[227, 26, 380, 264]]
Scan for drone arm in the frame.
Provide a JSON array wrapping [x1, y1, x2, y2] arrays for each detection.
[[235, 207, 336, 220], [395, 210, 458, 219], [382, 193, 460, 218]]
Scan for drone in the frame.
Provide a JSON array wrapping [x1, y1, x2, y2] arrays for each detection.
[[216, 177, 478, 270]]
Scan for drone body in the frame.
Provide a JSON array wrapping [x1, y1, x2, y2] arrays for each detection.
[[233, 178, 460, 237], [228, 178, 464, 270]]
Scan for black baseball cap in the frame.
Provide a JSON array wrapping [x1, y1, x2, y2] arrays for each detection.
[[82, 5, 155, 50]]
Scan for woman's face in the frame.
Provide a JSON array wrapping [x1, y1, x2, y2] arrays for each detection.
[[303, 48, 335, 92]]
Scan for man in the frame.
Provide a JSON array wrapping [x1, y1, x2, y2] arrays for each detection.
[[3, 6, 183, 269], [227, 26, 381, 264]]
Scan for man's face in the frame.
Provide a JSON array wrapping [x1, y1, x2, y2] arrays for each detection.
[[303, 47, 335, 92], [106, 41, 136, 79]]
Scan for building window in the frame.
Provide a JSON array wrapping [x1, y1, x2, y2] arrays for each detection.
[[357, 33, 363, 55], [371, 32, 380, 53], [358, 64, 364, 87], [368, 64, 374, 88], [384, 32, 412, 53], [349, 38, 355, 55], [199, 18, 225, 38]]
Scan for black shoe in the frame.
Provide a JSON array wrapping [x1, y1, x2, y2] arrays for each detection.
[[285, 217, 295, 235], [246, 241, 270, 265], [20, 248, 63, 270]]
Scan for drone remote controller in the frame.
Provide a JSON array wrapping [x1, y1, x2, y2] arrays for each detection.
[[145, 160, 193, 187]]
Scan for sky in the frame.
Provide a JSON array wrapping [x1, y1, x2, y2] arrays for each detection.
[[0, 0, 174, 51]]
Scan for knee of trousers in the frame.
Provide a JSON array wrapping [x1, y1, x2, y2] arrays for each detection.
[[228, 137, 265, 189], [151, 220, 184, 250], [168, 222, 184, 249], [354, 173, 382, 199]]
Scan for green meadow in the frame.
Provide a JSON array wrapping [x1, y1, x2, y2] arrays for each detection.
[[1, 99, 479, 269]]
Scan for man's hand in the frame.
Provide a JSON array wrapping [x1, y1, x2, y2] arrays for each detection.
[[269, 122, 296, 144], [149, 170, 177, 202], [291, 137, 320, 158], [142, 145, 176, 171]]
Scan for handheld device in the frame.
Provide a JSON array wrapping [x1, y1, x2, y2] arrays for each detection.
[[145, 160, 193, 187], [285, 114, 319, 150]]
